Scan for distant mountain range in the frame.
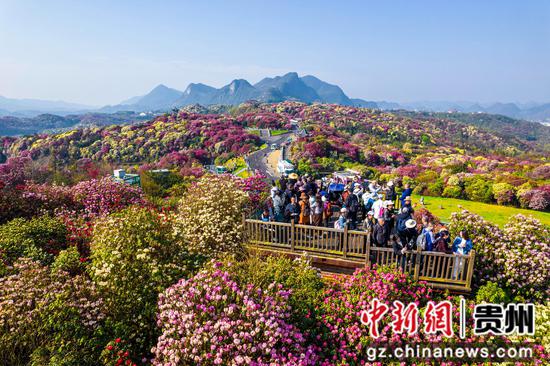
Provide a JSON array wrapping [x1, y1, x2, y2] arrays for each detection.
[[0, 72, 549, 123], [99, 72, 377, 112]]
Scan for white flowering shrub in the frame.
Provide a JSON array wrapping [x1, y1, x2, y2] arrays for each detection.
[[89, 207, 205, 358], [0, 258, 105, 366], [176, 174, 249, 257]]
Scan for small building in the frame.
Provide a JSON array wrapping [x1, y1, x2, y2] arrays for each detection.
[[112, 169, 141, 186]]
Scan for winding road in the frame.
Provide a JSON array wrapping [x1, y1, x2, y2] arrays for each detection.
[[246, 132, 293, 178]]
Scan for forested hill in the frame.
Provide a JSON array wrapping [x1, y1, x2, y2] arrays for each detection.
[[396, 110, 550, 151]]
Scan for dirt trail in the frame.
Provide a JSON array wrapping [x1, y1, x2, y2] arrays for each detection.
[[267, 149, 281, 177]]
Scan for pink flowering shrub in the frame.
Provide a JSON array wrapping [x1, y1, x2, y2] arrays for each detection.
[[152, 261, 319, 365], [450, 210, 549, 302], [314, 266, 434, 365], [71, 177, 145, 217]]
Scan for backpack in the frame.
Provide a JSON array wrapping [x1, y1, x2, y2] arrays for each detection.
[[416, 232, 427, 251]]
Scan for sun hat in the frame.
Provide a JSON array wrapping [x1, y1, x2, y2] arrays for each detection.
[[321, 195, 327, 202], [387, 181, 394, 186], [405, 219, 417, 229], [340, 207, 347, 213], [386, 200, 393, 206], [405, 196, 412, 201], [289, 173, 298, 179], [367, 210, 374, 216]]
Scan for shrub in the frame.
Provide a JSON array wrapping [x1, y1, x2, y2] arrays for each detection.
[[0, 215, 67, 265], [71, 177, 145, 218], [520, 186, 550, 211], [0, 258, 106, 366], [450, 210, 550, 302], [464, 176, 493, 203], [152, 261, 319, 365], [176, 174, 249, 257], [52, 246, 87, 276], [315, 265, 434, 364], [492, 182, 516, 205], [89, 207, 204, 358], [475, 282, 510, 304], [226, 254, 324, 329], [442, 185, 462, 198]]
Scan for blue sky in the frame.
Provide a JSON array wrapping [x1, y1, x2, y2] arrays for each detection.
[[0, 0, 549, 105]]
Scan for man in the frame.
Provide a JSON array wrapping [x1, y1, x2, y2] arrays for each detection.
[[383, 201, 396, 238], [272, 190, 284, 222], [344, 187, 360, 229], [400, 183, 413, 207], [284, 196, 300, 224], [373, 217, 388, 247], [385, 180, 396, 202], [402, 196, 414, 214]]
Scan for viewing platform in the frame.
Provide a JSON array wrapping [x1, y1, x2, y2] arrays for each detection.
[[243, 218, 476, 293]]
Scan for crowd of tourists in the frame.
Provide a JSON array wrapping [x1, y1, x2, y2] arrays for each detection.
[[259, 172, 474, 276]]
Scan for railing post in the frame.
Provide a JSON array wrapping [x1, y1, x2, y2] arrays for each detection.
[[343, 224, 348, 258], [413, 246, 421, 281], [290, 219, 295, 252], [365, 229, 371, 267], [242, 213, 247, 243], [465, 250, 476, 291]]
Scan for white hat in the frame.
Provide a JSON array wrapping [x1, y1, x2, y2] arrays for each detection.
[[367, 210, 374, 216], [321, 196, 327, 202], [387, 181, 394, 186], [386, 200, 394, 206], [340, 207, 347, 213], [405, 219, 417, 229]]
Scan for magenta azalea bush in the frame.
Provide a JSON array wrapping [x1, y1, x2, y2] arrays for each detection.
[[72, 177, 145, 217], [152, 261, 319, 366], [315, 266, 434, 364]]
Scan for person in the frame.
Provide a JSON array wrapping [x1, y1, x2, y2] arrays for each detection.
[[383, 201, 396, 236], [368, 180, 381, 194], [283, 183, 294, 206], [335, 207, 347, 229], [434, 228, 452, 253], [344, 187, 360, 229], [362, 191, 375, 214], [391, 234, 407, 271], [419, 221, 435, 251], [298, 192, 310, 225], [372, 195, 385, 220], [373, 217, 388, 247], [400, 218, 418, 249], [278, 175, 288, 191], [284, 196, 300, 224], [400, 183, 413, 207], [311, 194, 323, 226], [272, 190, 284, 222], [270, 180, 278, 198], [363, 210, 375, 232], [385, 181, 396, 202], [322, 195, 332, 227], [260, 209, 271, 222], [402, 196, 414, 214], [452, 231, 473, 279]]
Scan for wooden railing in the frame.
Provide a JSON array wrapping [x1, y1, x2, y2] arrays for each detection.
[[243, 218, 475, 292]]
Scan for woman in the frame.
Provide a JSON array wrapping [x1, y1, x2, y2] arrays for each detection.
[[322, 195, 332, 227], [452, 231, 473, 279], [311, 194, 323, 226], [298, 192, 310, 225]]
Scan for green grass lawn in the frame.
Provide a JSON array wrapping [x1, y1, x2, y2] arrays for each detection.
[[271, 129, 289, 136], [415, 195, 550, 227]]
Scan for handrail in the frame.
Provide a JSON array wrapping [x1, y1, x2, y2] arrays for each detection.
[[243, 218, 476, 291]]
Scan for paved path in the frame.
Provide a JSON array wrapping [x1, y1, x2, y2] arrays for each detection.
[[247, 132, 292, 178]]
